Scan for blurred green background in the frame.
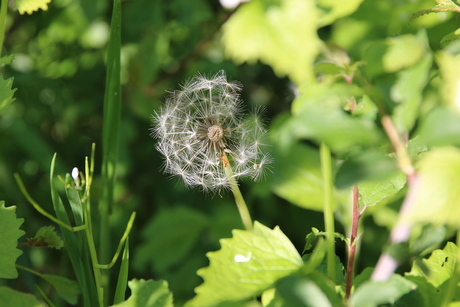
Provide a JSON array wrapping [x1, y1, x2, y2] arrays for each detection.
[[1, 0, 458, 305]]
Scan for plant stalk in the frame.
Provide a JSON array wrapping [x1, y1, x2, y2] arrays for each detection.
[[345, 185, 360, 298], [320, 143, 336, 282], [223, 153, 253, 231]]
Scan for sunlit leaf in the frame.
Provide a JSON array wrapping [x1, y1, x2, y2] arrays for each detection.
[[0, 202, 24, 279], [358, 171, 406, 208], [350, 274, 416, 307], [112, 279, 173, 307], [0, 286, 41, 306], [15, 0, 52, 15], [317, 0, 364, 27], [416, 108, 460, 147], [222, 0, 320, 85], [186, 221, 303, 307], [440, 27, 460, 47], [404, 147, 460, 228], [409, 0, 460, 24], [436, 49, 460, 110]]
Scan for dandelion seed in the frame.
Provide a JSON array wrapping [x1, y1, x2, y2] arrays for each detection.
[[151, 71, 272, 193]]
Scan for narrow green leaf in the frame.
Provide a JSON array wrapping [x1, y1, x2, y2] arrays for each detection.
[[111, 279, 173, 307], [113, 238, 130, 305], [186, 221, 303, 307], [0, 74, 16, 114], [64, 174, 84, 226], [441, 27, 460, 47], [0, 286, 41, 306], [222, 0, 320, 85], [40, 274, 81, 305], [0, 202, 24, 279], [350, 274, 417, 307], [404, 147, 460, 228], [49, 154, 98, 306]]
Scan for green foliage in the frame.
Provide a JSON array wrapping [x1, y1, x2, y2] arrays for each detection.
[[186, 222, 303, 307], [0, 202, 24, 279], [111, 279, 173, 307], [222, 0, 320, 85], [38, 274, 80, 305], [27, 225, 64, 249], [0, 75, 16, 115], [14, 0, 52, 15], [358, 171, 406, 208], [0, 286, 41, 306]]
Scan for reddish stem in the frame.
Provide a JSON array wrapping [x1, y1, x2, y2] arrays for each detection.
[[345, 185, 360, 298]]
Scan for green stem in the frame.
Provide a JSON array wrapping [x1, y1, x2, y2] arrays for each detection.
[[223, 153, 253, 231], [320, 143, 336, 282], [0, 0, 8, 56]]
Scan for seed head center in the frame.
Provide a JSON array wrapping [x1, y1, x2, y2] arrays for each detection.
[[207, 125, 224, 142]]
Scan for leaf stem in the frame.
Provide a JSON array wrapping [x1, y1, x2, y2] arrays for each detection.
[[0, 0, 8, 56], [223, 153, 253, 231], [320, 143, 336, 282]]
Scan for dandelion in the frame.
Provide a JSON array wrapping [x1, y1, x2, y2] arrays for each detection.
[[151, 71, 272, 230], [151, 70, 271, 192]]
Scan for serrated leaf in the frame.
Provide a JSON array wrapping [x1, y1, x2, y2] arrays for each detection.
[[441, 27, 460, 47], [350, 274, 417, 307], [303, 228, 349, 253], [409, 0, 460, 24], [186, 221, 303, 307], [222, 0, 320, 85], [404, 147, 460, 228], [27, 225, 64, 249], [0, 286, 41, 306], [111, 279, 173, 307], [358, 170, 406, 208], [135, 207, 208, 273], [0, 75, 16, 115], [15, 0, 52, 15], [0, 202, 25, 279], [407, 242, 458, 288], [39, 274, 80, 305]]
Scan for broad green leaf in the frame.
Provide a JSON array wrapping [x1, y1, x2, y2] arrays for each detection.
[[0, 75, 16, 115], [335, 150, 398, 189], [39, 274, 80, 305], [270, 142, 325, 211], [0, 202, 24, 279], [0, 286, 41, 306], [135, 206, 208, 272], [407, 242, 458, 288], [436, 50, 460, 109], [317, 0, 364, 27], [358, 170, 406, 208], [416, 107, 460, 147], [275, 273, 343, 307], [290, 103, 381, 153], [27, 225, 64, 249], [391, 31, 432, 132], [111, 279, 173, 307], [15, 0, 52, 15], [186, 221, 303, 307], [222, 0, 320, 85], [350, 274, 417, 307], [404, 147, 460, 228]]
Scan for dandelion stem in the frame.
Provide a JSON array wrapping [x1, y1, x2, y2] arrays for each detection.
[[223, 153, 253, 231]]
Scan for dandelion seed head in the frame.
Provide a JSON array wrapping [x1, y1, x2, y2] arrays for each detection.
[[151, 71, 272, 192]]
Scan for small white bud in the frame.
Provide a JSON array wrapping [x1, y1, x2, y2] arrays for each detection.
[[72, 167, 80, 187]]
